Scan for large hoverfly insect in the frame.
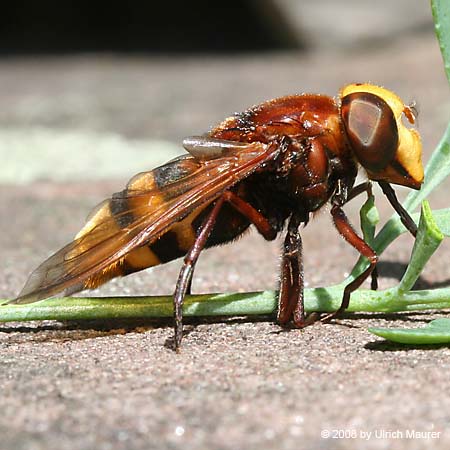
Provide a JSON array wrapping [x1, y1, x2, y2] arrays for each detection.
[[7, 83, 423, 350]]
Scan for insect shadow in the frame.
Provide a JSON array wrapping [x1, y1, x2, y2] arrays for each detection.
[[0, 315, 274, 346], [365, 340, 450, 352]]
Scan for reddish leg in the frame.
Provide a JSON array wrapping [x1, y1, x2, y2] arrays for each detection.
[[346, 181, 379, 290], [344, 181, 417, 293], [222, 191, 277, 240], [278, 214, 302, 325], [183, 191, 277, 296], [321, 204, 378, 323], [173, 196, 225, 351], [174, 191, 278, 350], [221, 196, 313, 327], [277, 213, 318, 328]]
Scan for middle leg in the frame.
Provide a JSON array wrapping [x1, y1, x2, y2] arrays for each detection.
[[277, 213, 317, 327], [173, 190, 279, 349], [183, 190, 279, 295]]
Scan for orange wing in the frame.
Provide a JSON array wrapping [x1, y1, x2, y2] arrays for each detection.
[[8, 140, 278, 304]]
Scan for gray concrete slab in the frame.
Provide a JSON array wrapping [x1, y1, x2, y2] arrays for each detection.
[[1, 31, 450, 450]]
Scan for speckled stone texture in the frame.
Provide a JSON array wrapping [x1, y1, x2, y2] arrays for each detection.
[[1, 25, 450, 450]]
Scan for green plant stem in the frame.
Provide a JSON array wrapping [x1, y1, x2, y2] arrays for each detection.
[[2, 2, 450, 328], [359, 192, 379, 247], [2, 285, 450, 323]]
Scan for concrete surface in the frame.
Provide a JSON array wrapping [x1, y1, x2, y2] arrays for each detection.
[[1, 28, 450, 450]]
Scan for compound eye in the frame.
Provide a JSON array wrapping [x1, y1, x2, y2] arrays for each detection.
[[341, 92, 398, 172]]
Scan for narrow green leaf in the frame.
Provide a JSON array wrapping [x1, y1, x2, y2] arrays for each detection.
[[369, 318, 450, 345], [397, 201, 444, 292], [385, 0, 450, 217], [431, 0, 450, 85]]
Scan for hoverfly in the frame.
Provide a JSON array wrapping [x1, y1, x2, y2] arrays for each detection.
[[7, 83, 423, 350]]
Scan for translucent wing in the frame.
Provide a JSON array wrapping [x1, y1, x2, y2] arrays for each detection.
[[8, 139, 278, 304]]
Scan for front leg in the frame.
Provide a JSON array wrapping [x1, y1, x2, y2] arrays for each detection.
[[378, 181, 418, 237], [347, 181, 378, 290], [321, 204, 378, 323]]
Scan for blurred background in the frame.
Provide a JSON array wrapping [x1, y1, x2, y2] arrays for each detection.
[[0, 0, 447, 184]]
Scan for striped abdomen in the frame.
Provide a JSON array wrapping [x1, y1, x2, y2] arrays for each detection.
[[76, 156, 250, 290]]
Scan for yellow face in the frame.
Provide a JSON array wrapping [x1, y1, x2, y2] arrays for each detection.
[[340, 83, 424, 189]]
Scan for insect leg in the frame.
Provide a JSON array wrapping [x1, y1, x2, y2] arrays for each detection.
[[278, 214, 302, 325], [321, 204, 378, 323], [185, 276, 193, 296], [173, 196, 225, 351], [346, 181, 372, 202], [378, 181, 417, 237], [370, 266, 378, 291], [222, 191, 277, 240], [221, 192, 316, 326], [346, 181, 378, 290], [277, 214, 317, 327]]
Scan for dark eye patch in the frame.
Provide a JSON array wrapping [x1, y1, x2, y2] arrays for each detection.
[[341, 92, 398, 172]]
